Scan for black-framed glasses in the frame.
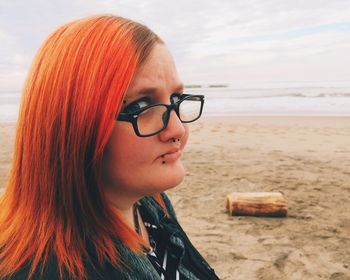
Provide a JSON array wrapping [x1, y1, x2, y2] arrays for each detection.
[[117, 94, 204, 137]]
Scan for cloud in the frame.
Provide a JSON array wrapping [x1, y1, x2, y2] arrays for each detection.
[[0, 0, 350, 90], [177, 25, 350, 83]]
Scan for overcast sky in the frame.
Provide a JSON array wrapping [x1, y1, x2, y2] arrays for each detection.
[[1, 0, 350, 91]]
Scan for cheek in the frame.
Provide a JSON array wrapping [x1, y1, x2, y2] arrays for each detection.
[[102, 124, 153, 185], [109, 140, 152, 172], [102, 122, 190, 196]]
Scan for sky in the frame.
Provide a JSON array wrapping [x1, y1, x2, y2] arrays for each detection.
[[0, 0, 350, 91]]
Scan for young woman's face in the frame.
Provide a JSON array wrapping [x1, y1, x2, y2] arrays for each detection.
[[102, 43, 189, 204]]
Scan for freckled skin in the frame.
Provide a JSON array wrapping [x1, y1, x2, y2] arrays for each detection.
[[102, 44, 189, 206]]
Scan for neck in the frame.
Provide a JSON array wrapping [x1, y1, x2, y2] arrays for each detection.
[[105, 190, 141, 229], [105, 191, 151, 248], [119, 205, 135, 229]]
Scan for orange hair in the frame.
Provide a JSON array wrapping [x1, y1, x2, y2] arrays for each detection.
[[0, 15, 167, 279]]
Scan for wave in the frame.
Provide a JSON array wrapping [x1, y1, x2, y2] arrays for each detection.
[[201, 91, 350, 100], [265, 92, 350, 98], [266, 92, 350, 98]]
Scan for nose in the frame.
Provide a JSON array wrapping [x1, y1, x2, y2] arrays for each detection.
[[158, 109, 186, 142]]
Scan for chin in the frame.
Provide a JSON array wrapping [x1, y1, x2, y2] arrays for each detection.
[[160, 172, 185, 191], [163, 174, 184, 190], [150, 161, 186, 192]]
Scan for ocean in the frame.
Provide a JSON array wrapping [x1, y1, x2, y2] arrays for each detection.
[[1, 81, 350, 122], [186, 81, 350, 117]]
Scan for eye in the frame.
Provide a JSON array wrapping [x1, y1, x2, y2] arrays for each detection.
[[123, 97, 152, 113], [170, 92, 183, 104]]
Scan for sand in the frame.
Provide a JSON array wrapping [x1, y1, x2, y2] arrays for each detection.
[[1, 116, 350, 279]]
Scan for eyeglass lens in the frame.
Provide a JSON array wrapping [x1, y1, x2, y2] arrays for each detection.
[[136, 98, 202, 135]]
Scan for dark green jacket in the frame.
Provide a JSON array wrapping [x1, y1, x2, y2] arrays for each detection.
[[6, 193, 220, 280]]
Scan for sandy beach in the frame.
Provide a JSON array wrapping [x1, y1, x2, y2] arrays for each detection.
[[1, 116, 350, 279]]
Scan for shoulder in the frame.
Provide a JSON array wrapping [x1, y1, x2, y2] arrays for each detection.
[[2, 260, 62, 280], [2, 246, 145, 280], [140, 192, 178, 222]]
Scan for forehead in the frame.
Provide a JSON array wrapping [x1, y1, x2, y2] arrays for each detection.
[[126, 44, 183, 95]]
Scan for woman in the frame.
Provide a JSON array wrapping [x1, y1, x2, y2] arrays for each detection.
[[0, 15, 219, 279]]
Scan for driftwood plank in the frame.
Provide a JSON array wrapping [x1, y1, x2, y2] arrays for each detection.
[[226, 192, 288, 217]]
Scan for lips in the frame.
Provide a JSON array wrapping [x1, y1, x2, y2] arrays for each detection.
[[160, 148, 181, 162]]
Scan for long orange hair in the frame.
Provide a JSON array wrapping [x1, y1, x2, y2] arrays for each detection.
[[0, 15, 168, 279]]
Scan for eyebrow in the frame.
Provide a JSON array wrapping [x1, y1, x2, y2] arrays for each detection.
[[134, 83, 184, 96]]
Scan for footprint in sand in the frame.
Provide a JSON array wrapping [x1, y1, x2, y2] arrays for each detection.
[[329, 272, 350, 280]]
